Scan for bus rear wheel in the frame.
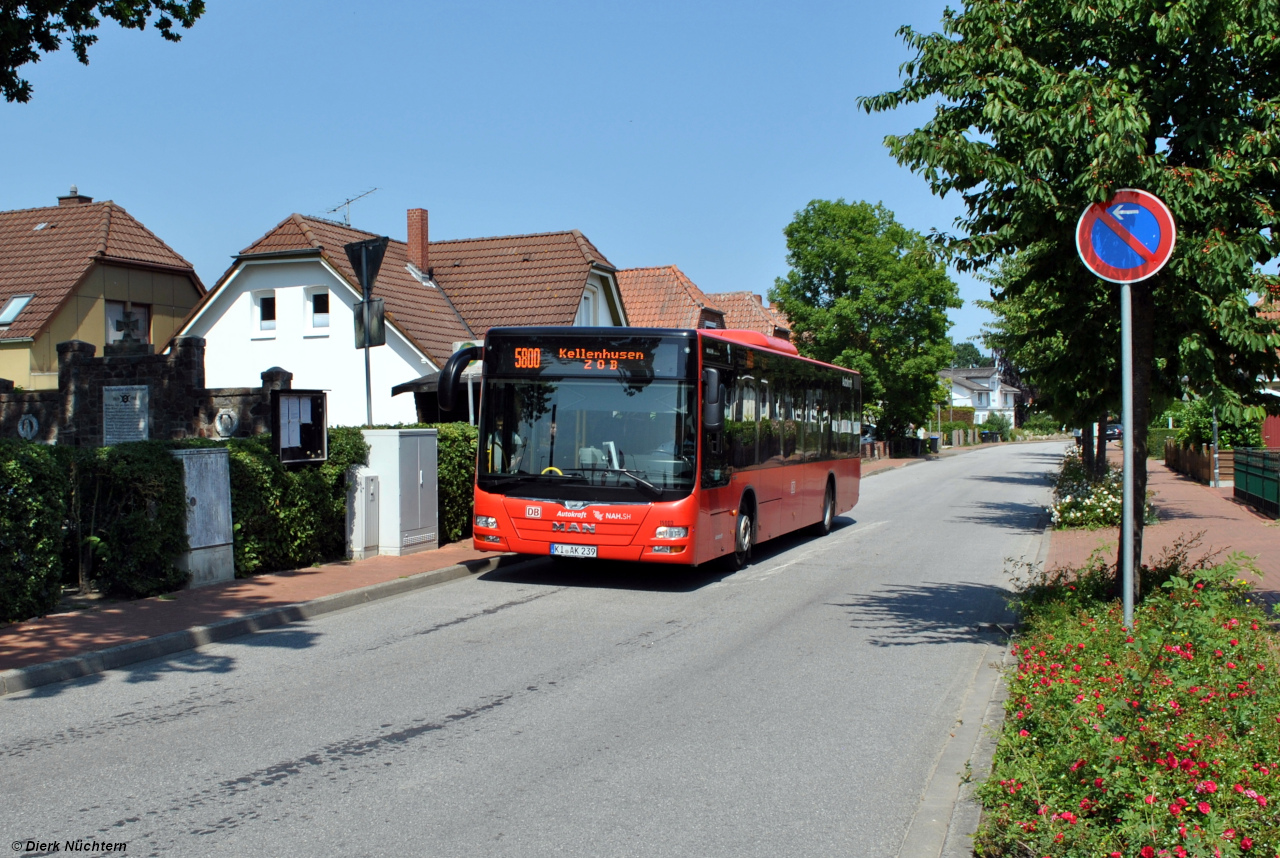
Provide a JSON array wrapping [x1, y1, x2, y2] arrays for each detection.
[[733, 509, 754, 568], [814, 480, 836, 536]]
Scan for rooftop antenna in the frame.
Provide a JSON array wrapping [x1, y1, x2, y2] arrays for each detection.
[[326, 188, 378, 226]]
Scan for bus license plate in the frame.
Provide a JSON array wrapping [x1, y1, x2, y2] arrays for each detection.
[[551, 544, 597, 558]]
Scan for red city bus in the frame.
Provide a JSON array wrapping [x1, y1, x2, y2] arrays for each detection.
[[438, 327, 862, 567]]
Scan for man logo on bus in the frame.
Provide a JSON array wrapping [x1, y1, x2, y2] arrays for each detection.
[[552, 522, 595, 534]]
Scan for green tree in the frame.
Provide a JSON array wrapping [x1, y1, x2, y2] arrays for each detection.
[[2, 1, 204, 103], [861, 0, 1280, 593], [950, 340, 988, 368], [769, 199, 961, 440]]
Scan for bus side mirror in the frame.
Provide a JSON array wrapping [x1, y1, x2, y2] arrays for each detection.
[[703, 367, 724, 433], [438, 345, 484, 412]]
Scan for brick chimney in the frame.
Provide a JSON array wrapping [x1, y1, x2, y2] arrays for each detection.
[[408, 208, 429, 271], [753, 294, 763, 306], [58, 185, 93, 206]]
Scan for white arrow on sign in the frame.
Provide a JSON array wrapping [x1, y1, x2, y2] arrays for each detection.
[[1113, 206, 1140, 219]]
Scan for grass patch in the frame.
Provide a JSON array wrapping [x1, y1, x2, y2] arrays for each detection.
[[976, 544, 1280, 857]]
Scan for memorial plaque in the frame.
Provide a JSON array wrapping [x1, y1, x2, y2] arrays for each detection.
[[103, 385, 150, 445]]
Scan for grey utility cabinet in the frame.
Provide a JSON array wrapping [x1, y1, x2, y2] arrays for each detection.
[[362, 428, 439, 556]]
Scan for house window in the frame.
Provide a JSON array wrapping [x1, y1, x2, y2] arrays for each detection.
[[312, 291, 330, 328], [0, 294, 33, 326], [105, 300, 151, 344], [253, 291, 276, 334], [577, 287, 597, 326]]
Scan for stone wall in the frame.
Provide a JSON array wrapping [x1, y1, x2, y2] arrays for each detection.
[[0, 337, 292, 446]]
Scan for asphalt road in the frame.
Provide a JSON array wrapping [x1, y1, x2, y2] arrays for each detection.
[[3, 441, 1066, 858]]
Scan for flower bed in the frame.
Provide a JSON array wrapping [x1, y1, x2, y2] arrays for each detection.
[[976, 553, 1280, 857], [1050, 447, 1156, 529]]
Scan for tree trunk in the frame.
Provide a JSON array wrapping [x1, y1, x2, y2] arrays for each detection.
[[1114, 282, 1156, 604], [1081, 423, 1095, 474], [1096, 415, 1109, 480]]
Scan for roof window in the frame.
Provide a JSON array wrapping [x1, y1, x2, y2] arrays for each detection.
[[0, 294, 33, 326], [33, 222, 49, 231]]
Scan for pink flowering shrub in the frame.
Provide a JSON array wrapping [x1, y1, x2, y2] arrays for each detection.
[[976, 555, 1280, 857]]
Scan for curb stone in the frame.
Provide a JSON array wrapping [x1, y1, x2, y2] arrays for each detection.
[[0, 553, 540, 697]]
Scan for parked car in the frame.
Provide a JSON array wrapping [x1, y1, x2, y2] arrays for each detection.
[[1105, 423, 1124, 440]]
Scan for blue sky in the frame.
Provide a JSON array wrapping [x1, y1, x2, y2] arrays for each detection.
[[1, 0, 993, 346]]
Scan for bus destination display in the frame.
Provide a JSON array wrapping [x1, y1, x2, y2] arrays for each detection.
[[492, 335, 692, 379]]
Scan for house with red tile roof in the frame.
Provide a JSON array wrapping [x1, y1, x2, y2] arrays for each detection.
[[705, 291, 791, 340], [615, 266, 725, 329], [175, 210, 626, 425], [0, 188, 205, 389]]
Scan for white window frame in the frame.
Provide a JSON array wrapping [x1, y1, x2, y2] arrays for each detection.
[[304, 286, 331, 337], [0, 294, 34, 327], [576, 286, 598, 326], [252, 290, 277, 339]]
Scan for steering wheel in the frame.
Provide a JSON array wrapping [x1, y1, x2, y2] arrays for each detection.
[[541, 466, 563, 475]]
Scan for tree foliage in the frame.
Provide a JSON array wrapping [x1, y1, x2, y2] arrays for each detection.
[[2, 0, 205, 102], [770, 199, 961, 439], [861, 0, 1280, 585], [950, 340, 990, 368]]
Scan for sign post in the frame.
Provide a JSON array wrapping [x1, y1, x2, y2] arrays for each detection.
[[1076, 189, 1176, 628], [344, 237, 389, 427]]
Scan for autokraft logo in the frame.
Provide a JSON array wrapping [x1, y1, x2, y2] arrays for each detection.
[[556, 510, 588, 519], [526, 505, 541, 519]]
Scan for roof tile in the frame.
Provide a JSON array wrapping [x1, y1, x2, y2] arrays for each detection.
[[616, 266, 724, 329], [0, 199, 198, 341]]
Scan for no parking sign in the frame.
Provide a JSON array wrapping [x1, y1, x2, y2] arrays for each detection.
[[1076, 189, 1176, 283]]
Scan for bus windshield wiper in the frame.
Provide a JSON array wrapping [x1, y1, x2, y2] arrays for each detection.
[[605, 467, 661, 497]]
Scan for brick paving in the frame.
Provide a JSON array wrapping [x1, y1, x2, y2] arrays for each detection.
[[1047, 453, 1279, 604], [0, 541, 504, 672]]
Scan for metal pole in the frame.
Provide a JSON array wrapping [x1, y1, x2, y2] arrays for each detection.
[[1120, 282, 1135, 628], [362, 246, 373, 428]]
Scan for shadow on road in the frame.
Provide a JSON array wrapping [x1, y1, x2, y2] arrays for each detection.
[[966, 471, 1054, 487], [949, 500, 1049, 533], [11, 625, 322, 701], [478, 517, 856, 593], [831, 579, 1015, 647]]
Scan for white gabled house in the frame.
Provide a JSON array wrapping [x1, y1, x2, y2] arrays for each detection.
[[174, 210, 626, 426], [939, 366, 1020, 426]]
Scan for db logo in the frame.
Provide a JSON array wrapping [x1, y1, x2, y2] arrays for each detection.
[[526, 506, 541, 518]]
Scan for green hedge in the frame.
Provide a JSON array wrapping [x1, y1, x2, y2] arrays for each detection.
[[225, 427, 368, 576], [0, 440, 68, 622], [1147, 426, 1178, 457], [62, 441, 189, 599]]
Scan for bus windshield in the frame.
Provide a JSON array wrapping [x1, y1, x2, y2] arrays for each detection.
[[479, 377, 697, 502]]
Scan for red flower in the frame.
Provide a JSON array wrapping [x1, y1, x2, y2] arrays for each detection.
[[1240, 836, 1252, 850], [1141, 847, 1156, 858], [1198, 801, 1211, 814]]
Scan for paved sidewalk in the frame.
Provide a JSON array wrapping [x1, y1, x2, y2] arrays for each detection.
[[1047, 453, 1279, 604]]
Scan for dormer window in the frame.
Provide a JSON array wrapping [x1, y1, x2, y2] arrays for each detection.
[[0, 294, 33, 326]]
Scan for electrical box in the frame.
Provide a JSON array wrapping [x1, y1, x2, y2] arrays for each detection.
[[346, 467, 380, 560], [362, 428, 439, 556], [271, 390, 328, 464]]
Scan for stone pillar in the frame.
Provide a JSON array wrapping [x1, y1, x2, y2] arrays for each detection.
[[260, 367, 293, 391], [57, 340, 97, 447]]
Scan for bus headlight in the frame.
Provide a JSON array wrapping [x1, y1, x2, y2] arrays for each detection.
[[475, 515, 498, 529], [654, 526, 688, 539]]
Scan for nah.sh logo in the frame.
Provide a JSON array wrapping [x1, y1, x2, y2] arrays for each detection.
[[526, 506, 541, 519], [592, 510, 603, 521]]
